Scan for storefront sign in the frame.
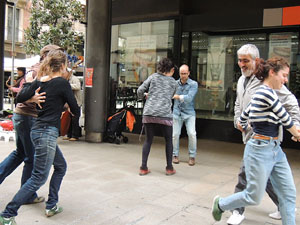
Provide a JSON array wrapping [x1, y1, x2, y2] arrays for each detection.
[[85, 68, 94, 87]]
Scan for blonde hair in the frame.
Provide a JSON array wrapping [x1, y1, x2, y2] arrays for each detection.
[[38, 49, 67, 79]]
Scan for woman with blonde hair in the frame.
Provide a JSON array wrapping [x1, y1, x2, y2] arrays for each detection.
[[0, 49, 79, 225]]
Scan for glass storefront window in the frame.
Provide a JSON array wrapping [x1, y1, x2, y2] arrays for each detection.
[[183, 31, 299, 121], [109, 20, 175, 115]]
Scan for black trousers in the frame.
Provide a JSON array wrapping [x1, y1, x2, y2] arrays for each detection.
[[141, 123, 173, 170], [234, 160, 279, 214], [67, 109, 81, 139]]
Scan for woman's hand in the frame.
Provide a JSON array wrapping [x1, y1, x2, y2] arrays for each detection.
[[173, 94, 180, 100]]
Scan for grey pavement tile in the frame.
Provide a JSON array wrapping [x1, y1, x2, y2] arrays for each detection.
[[0, 134, 299, 225]]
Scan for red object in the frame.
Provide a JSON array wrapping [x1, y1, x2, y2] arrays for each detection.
[[139, 169, 151, 176], [60, 111, 71, 136], [126, 110, 136, 132], [85, 68, 94, 87], [282, 6, 300, 26], [0, 120, 14, 131]]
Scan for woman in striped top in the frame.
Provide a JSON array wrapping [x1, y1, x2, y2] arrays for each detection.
[[212, 57, 300, 225]]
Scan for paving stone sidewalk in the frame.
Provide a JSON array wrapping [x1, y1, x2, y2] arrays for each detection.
[[0, 133, 299, 225]]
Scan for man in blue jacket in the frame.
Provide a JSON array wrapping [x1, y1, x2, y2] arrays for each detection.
[[173, 64, 198, 166]]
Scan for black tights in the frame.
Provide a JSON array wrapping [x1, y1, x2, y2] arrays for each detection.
[[141, 123, 173, 170]]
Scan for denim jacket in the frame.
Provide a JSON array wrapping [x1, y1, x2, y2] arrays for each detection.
[[173, 78, 198, 119]]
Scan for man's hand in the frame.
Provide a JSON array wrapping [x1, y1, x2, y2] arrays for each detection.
[[28, 87, 46, 109], [292, 126, 300, 142], [173, 94, 180, 100], [291, 136, 300, 142], [6, 77, 11, 88], [65, 105, 75, 117], [237, 121, 244, 132]]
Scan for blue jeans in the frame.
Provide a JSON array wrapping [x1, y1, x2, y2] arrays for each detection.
[[173, 116, 197, 158], [219, 138, 296, 225], [1, 126, 67, 217], [0, 113, 37, 202]]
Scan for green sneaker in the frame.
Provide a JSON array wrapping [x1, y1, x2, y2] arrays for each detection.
[[0, 216, 17, 225], [212, 195, 223, 221], [45, 205, 63, 217]]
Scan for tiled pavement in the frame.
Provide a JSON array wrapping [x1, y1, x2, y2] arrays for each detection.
[[0, 133, 299, 225]]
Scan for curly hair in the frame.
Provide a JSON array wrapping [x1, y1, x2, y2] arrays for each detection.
[[254, 57, 289, 81], [157, 58, 175, 74], [38, 49, 67, 79]]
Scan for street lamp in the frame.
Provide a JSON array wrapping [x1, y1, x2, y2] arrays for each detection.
[[7, 0, 18, 110]]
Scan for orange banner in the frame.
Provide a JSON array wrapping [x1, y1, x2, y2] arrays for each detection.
[[283, 6, 300, 26]]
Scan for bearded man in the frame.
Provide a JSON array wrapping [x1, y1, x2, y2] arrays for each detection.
[[227, 44, 300, 225]]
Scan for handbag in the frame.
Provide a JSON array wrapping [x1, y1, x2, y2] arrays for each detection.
[[60, 111, 71, 136]]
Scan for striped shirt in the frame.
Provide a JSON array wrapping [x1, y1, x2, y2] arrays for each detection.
[[239, 85, 294, 137]]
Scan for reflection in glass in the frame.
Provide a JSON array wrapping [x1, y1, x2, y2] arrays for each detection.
[[109, 20, 175, 115], [184, 31, 298, 121]]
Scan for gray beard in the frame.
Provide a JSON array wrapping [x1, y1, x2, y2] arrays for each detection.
[[242, 61, 256, 77], [241, 68, 254, 77]]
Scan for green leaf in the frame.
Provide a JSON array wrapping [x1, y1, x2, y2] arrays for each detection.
[[24, 0, 85, 55]]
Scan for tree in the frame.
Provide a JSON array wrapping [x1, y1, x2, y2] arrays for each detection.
[[24, 0, 84, 55]]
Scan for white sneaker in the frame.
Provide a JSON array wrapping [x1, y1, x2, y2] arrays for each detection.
[[269, 210, 281, 220], [269, 208, 297, 220], [227, 210, 245, 225]]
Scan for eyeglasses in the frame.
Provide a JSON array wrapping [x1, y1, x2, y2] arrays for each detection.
[[180, 73, 189, 75]]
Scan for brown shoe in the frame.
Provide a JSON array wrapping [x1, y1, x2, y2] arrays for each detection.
[[188, 157, 195, 166], [166, 169, 176, 176], [62, 137, 70, 140], [173, 156, 179, 164]]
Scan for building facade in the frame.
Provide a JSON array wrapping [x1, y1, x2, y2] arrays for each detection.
[[4, 0, 28, 59], [1, 0, 85, 104], [107, 0, 300, 148]]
